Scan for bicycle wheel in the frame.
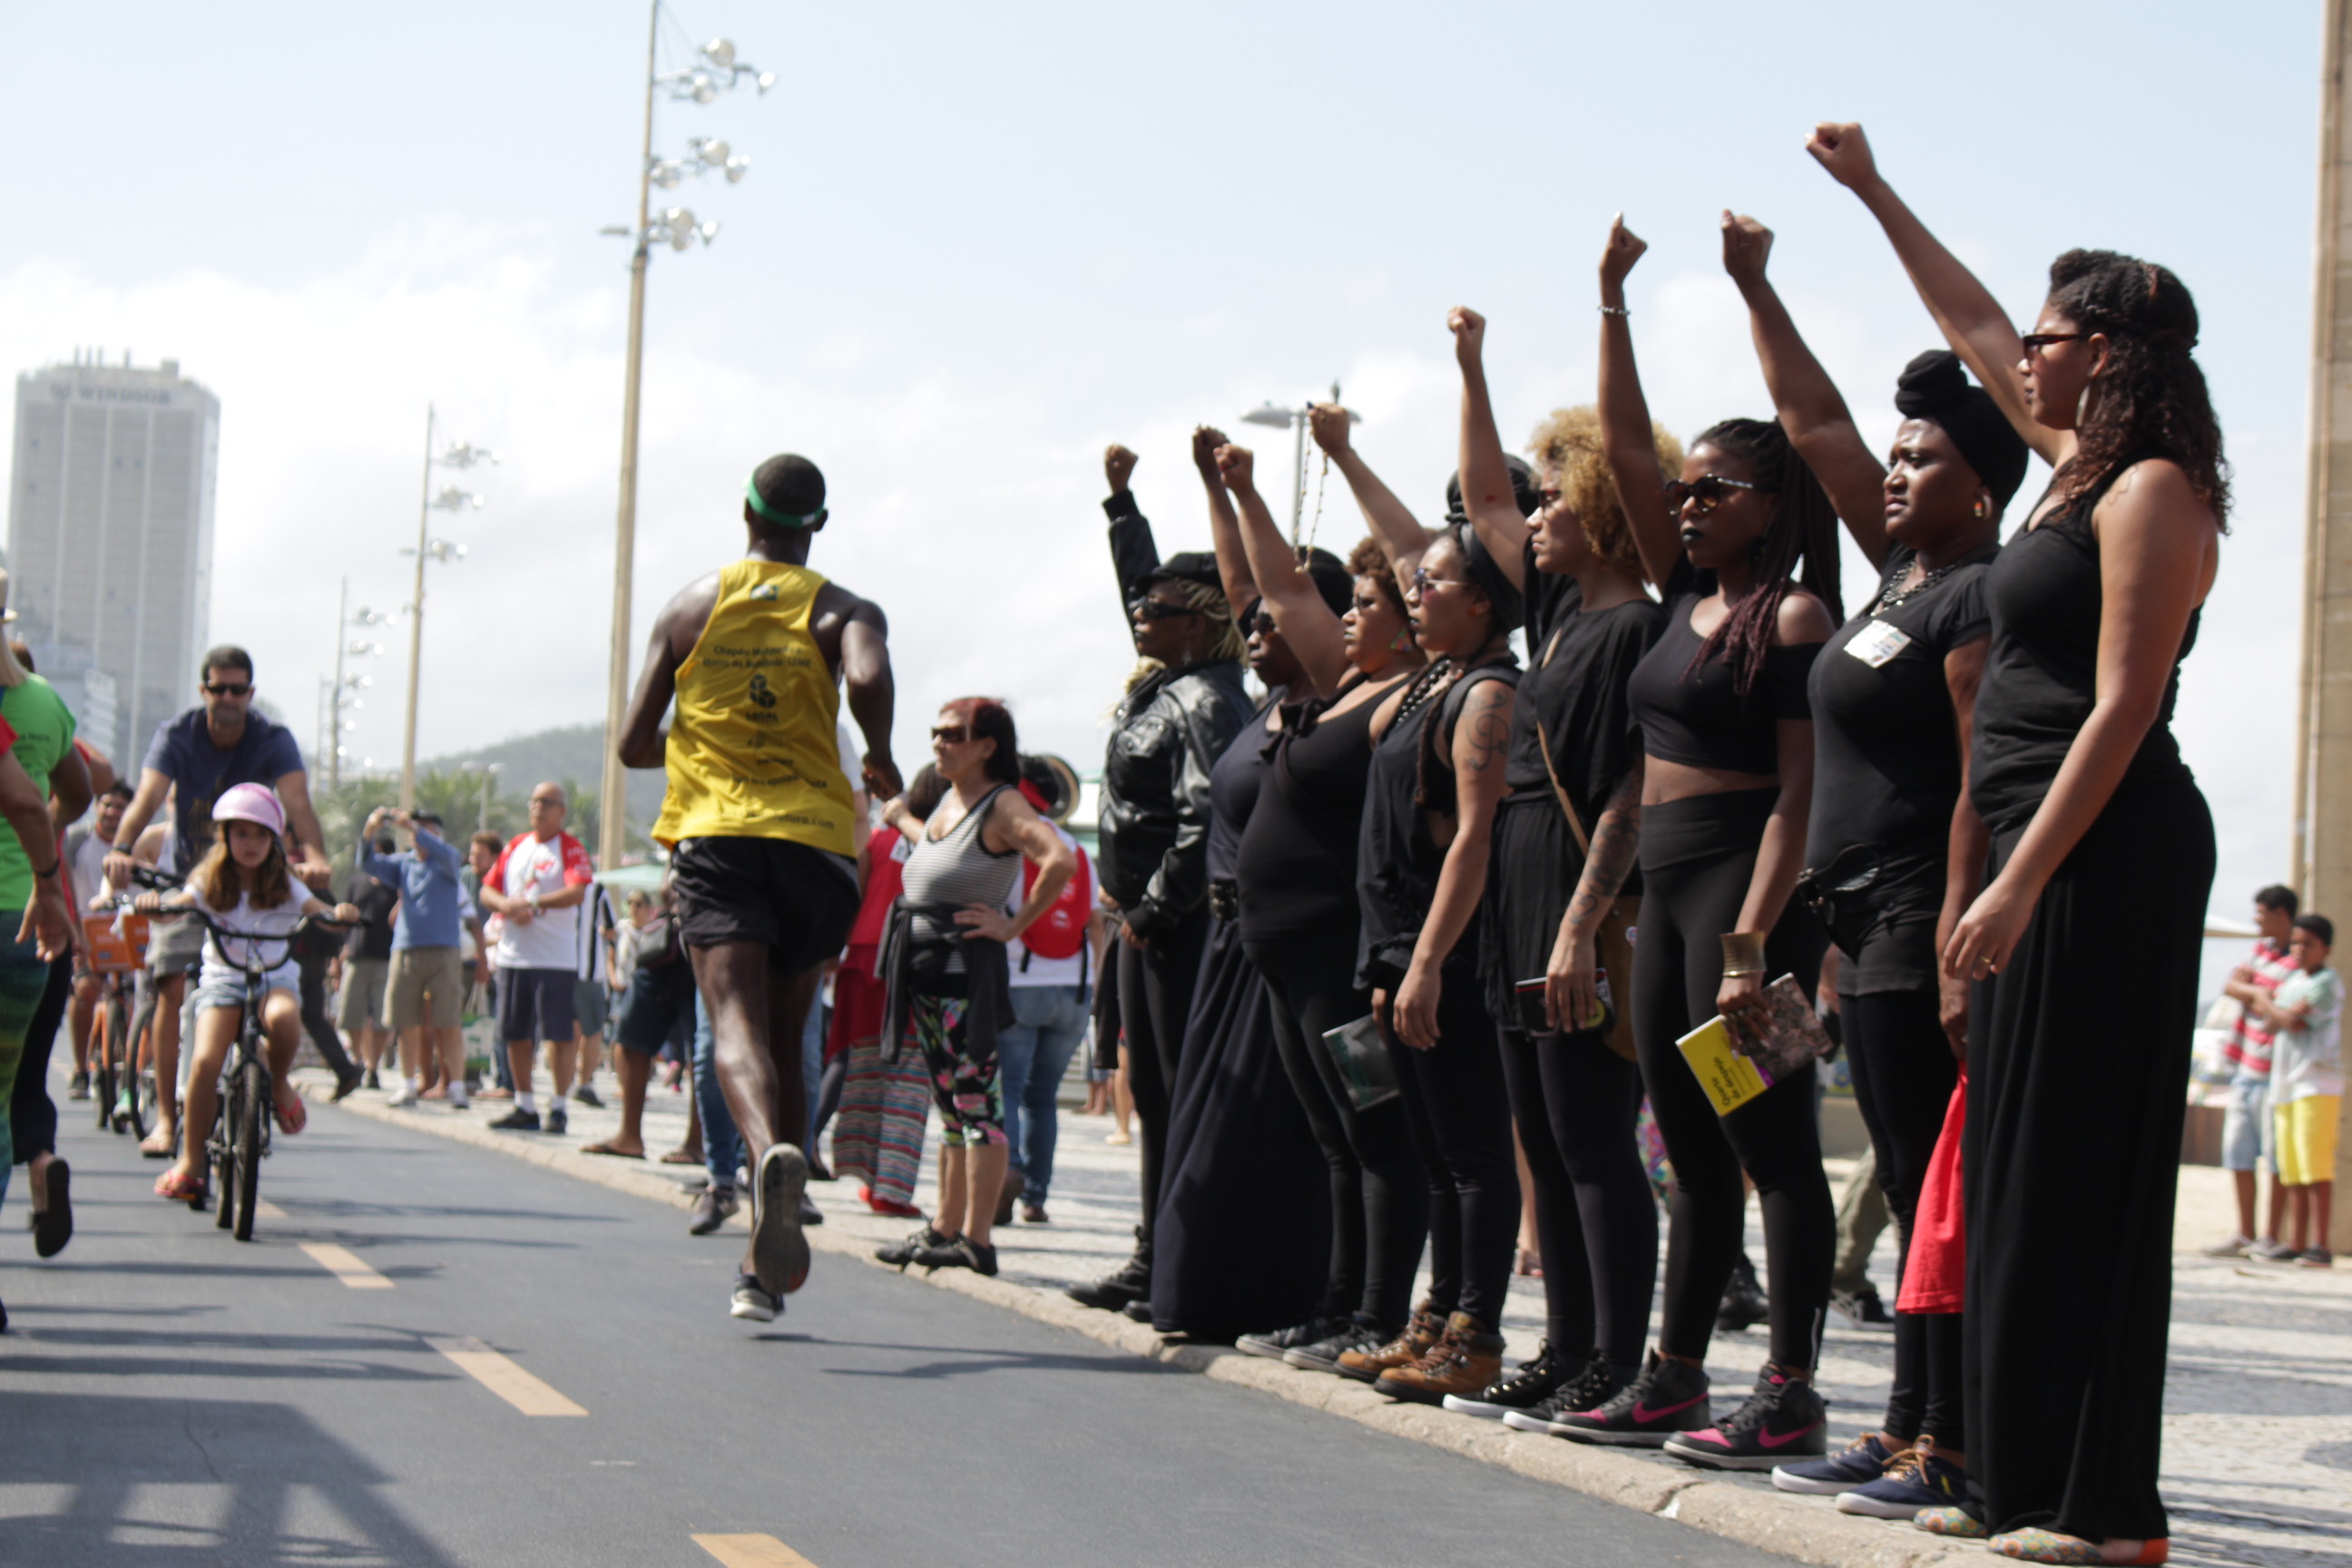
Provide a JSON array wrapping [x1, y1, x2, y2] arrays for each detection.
[[213, 1070, 239, 1230], [231, 1056, 266, 1241]]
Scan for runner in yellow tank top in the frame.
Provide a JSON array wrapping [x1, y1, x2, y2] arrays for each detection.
[[620, 453, 901, 1323]]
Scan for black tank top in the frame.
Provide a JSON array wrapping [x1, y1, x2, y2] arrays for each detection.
[[1626, 564, 1821, 775], [1238, 672, 1405, 945], [1206, 696, 1278, 886], [1970, 460, 2200, 837]]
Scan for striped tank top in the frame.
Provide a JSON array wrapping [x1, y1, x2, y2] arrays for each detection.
[[899, 784, 1020, 973]]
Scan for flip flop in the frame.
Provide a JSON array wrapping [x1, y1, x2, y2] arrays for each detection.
[[579, 1141, 646, 1160], [153, 1168, 206, 1203], [139, 1130, 176, 1160], [32, 1159, 71, 1258], [658, 1147, 703, 1165], [273, 1094, 307, 1136]]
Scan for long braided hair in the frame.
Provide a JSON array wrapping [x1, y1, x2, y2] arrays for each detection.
[[2045, 249, 2230, 529], [1408, 525, 1515, 812], [1684, 418, 1843, 696]]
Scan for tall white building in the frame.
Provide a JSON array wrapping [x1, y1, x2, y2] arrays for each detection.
[[6, 351, 218, 761]]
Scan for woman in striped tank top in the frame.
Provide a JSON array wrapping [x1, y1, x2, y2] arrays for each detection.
[[877, 699, 1076, 1277]]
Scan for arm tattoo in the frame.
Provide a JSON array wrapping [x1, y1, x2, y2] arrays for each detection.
[[1564, 769, 1643, 930], [1459, 689, 1512, 774]]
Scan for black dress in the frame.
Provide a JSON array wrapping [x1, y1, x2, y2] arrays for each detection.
[[1148, 700, 1332, 1339], [1963, 466, 2213, 1543]]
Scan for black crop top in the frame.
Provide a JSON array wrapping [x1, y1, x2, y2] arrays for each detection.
[[1626, 566, 1821, 776]]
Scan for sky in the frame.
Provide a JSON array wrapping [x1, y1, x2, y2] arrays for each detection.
[[0, 1, 2328, 982]]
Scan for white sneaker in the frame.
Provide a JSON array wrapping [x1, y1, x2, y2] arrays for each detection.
[[387, 1080, 419, 1108], [447, 1082, 469, 1110]]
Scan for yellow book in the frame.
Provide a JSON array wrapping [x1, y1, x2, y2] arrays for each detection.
[[1675, 1014, 1774, 1116]]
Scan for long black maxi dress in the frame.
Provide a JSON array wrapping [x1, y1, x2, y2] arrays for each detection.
[[1149, 699, 1333, 1338], [1963, 461, 2215, 1543]]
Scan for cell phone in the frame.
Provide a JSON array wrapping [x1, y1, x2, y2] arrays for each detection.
[[1514, 971, 1613, 1035]]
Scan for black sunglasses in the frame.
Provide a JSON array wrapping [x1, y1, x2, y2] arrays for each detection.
[[1662, 475, 1769, 515], [931, 725, 970, 745], [2021, 331, 2090, 356], [204, 681, 252, 697], [1129, 597, 1201, 623]]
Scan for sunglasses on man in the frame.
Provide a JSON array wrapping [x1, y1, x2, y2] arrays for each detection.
[[203, 681, 251, 697]]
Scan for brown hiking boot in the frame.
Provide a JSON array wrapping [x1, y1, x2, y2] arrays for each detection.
[[1338, 1300, 1446, 1383], [1377, 1311, 1506, 1405]]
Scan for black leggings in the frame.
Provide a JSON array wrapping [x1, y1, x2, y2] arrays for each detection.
[[1387, 954, 1518, 1328], [1248, 926, 1425, 1328], [296, 954, 360, 1083], [1633, 789, 1831, 1372], [1499, 1024, 1655, 1367], [1119, 905, 1210, 1261], [1843, 984, 1964, 1445], [7, 957, 73, 1164]]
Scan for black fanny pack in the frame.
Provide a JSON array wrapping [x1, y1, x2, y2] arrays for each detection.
[[1793, 843, 1885, 955]]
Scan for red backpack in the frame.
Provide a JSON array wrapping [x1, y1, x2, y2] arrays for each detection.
[[1019, 833, 1092, 962]]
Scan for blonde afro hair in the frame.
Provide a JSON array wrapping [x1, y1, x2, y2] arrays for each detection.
[[1347, 535, 1405, 615], [1525, 406, 1681, 583]]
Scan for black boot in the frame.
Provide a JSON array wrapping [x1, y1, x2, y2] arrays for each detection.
[[1717, 1251, 1769, 1333], [1067, 1229, 1150, 1310]]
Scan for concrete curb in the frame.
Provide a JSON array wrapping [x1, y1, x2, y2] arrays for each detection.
[[304, 1084, 1983, 1568]]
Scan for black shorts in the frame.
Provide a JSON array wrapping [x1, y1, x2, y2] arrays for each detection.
[[614, 961, 697, 1056], [670, 837, 858, 974], [496, 966, 576, 1044]]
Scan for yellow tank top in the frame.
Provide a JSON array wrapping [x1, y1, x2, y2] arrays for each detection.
[[653, 559, 856, 855]]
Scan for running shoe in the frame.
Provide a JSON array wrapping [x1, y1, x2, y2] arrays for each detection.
[[1502, 1352, 1632, 1436], [1444, 1338, 1568, 1419], [1662, 1364, 1828, 1469], [2246, 1237, 2299, 1262], [1284, 1317, 1393, 1374], [571, 1084, 603, 1109], [1717, 1254, 1769, 1332], [877, 1224, 949, 1269], [2198, 1234, 2255, 1259], [749, 1143, 811, 1297], [729, 1272, 779, 1322], [1837, 1435, 1967, 1517], [2300, 1248, 2335, 1269], [67, 1071, 90, 1101], [545, 1105, 568, 1137], [1772, 1429, 1897, 1494], [1556, 1350, 1711, 1446], [387, 1081, 419, 1108], [689, 1187, 740, 1236], [916, 1234, 998, 1277], [1236, 1314, 1352, 1362], [486, 1108, 540, 1132]]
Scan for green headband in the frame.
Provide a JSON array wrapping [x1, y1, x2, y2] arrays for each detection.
[[746, 478, 826, 530]]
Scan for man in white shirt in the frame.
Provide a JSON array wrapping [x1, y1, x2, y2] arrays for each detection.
[[477, 782, 595, 1136]]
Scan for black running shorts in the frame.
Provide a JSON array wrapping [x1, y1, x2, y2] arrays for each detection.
[[669, 837, 858, 975]]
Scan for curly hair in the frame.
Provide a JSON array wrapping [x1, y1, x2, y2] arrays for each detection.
[[1348, 534, 1406, 617], [1686, 418, 1844, 696], [1527, 406, 1681, 581], [2045, 249, 2230, 528]]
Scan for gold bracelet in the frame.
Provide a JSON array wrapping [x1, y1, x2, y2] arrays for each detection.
[[1720, 930, 1768, 978]]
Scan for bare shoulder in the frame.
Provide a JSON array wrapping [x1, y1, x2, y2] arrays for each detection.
[[812, 579, 887, 635], [658, 570, 726, 658], [2095, 458, 2213, 536], [1772, 587, 1837, 646]]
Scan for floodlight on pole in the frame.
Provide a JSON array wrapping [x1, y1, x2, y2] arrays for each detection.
[[1237, 385, 1354, 547], [399, 404, 492, 810], [595, 5, 769, 873], [324, 579, 390, 789]]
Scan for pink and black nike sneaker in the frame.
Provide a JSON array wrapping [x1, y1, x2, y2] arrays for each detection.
[[1663, 1364, 1827, 1469], [1556, 1350, 1711, 1446]]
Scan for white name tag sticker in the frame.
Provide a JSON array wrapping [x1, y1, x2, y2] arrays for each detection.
[[1845, 620, 1914, 668]]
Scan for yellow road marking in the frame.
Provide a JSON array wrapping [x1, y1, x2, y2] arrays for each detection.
[[299, 1242, 392, 1289], [692, 1536, 822, 1568], [254, 1199, 288, 1218], [425, 1336, 587, 1416]]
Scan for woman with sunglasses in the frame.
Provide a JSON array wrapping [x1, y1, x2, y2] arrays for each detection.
[[1295, 406, 1528, 1406], [1207, 437, 1426, 1371], [1148, 427, 1356, 1339], [1565, 216, 1842, 1468], [1442, 305, 1678, 1432], [879, 699, 1075, 1277], [1811, 124, 2223, 1567], [1069, 442, 1256, 1316], [1719, 211, 2031, 1520]]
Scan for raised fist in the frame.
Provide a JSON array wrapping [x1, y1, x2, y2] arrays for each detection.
[[1104, 443, 1139, 495], [1720, 211, 1775, 289], [1213, 443, 1255, 491], [1307, 403, 1355, 459], [1805, 122, 1879, 191], [1448, 306, 1487, 369], [1600, 213, 1648, 290]]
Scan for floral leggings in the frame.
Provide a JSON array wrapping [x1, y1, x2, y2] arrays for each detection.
[[910, 993, 1005, 1148]]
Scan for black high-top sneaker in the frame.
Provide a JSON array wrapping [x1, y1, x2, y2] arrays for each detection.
[[1555, 1349, 1711, 1446], [1662, 1363, 1828, 1469]]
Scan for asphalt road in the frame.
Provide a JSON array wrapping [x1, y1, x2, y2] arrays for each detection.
[[1, 1093, 1787, 1568]]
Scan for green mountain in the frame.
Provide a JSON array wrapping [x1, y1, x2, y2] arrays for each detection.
[[417, 722, 668, 836]]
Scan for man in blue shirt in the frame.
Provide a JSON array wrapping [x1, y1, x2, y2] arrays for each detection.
[[103, 644, 330, 1155], [360, 806, 482, 1110]]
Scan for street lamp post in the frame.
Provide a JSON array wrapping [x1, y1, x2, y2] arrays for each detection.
[[326, 578, 389, 790], [397, 405, 493, 810], [1240, 381, 1349, 548], [596, 15, 769, 871]]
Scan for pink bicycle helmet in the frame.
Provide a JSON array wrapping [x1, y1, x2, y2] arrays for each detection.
[[212, 782, 287, 839]]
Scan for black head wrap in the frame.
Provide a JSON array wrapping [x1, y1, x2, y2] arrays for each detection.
[[1893, 350, 2030, 507], [1300, 546, 1354, 617], [1139, 550, 1222, 593], [1442, 459, 1532, 637]]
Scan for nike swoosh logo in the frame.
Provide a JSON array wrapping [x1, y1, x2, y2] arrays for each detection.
[[1631, 1395, 1708, 1423], [1759, 1420, 1824, 1449]]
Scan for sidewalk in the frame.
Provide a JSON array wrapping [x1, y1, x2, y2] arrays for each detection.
[[301, 1063, 2351, 1568]]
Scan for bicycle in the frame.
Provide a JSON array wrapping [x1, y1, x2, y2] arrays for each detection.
[[86, 864, 183, 1140], [108, 897, 350, 1240]]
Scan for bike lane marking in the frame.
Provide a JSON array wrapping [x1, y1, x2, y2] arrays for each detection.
[[424, 1335, 588, 1416], [692, 1535, 824, 1568], [299, 1241, 393, 1289]]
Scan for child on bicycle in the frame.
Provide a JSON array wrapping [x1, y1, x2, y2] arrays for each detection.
[[135, 783, 357, 1202]]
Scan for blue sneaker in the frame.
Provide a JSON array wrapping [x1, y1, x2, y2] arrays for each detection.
[[1772, 1430, 1896, 1494], [1837, 1436, 1967, 1518]]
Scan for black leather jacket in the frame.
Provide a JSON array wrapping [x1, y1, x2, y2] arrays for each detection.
[[1098, 493, 1251, 940]]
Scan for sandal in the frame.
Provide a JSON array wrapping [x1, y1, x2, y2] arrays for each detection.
[[1991, 1532, 2167, 1566], [273, 1093, 307, 1136], [140, 1128, 177, 1160], [153, 1168, 206, 1203], [659, 1147, 704, 1165], [579, 1141, 645, 1159]]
